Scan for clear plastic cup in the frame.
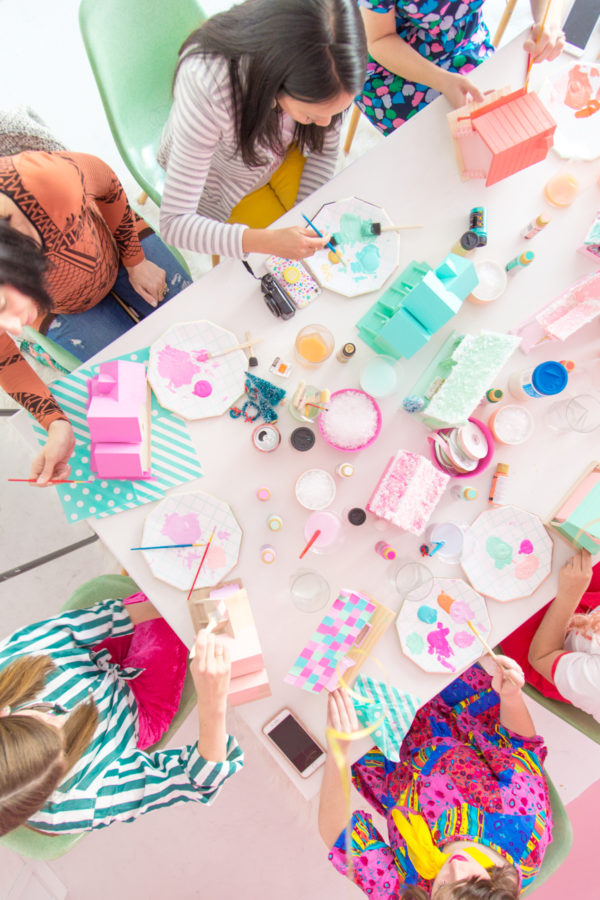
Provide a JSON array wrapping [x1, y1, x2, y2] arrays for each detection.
[[392, 562, 433, 602], [290, 570, 330, 613], [546, 394, 600, 433], [294, 324, 335, 368]]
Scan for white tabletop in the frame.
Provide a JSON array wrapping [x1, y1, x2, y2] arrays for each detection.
[[14, 32, 600, 799]]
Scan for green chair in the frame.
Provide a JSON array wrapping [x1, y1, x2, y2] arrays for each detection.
[[522, 771, 573, 896], [0, 574, 196, 860], [521, 682, 600, 746], [18, 325, 81, 375], [78, 0, 206, 208]]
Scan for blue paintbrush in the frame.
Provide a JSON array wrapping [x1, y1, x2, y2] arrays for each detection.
[[301, 213, 346, 266]]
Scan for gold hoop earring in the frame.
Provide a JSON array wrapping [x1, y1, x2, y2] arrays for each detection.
[[0, 294, 7, 312]]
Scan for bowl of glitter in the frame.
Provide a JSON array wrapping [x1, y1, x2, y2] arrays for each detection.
[[318, 389, 382, 452]]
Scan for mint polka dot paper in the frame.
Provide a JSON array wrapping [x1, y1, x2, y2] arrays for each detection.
[[32, 349, 203, 522]]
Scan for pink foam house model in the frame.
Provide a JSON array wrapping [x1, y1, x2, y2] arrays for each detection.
[[451, 88, 556, 186], [87, 360, 151, 479]]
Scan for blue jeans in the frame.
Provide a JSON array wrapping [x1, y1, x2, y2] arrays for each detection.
[[46, 233, 192, 362]]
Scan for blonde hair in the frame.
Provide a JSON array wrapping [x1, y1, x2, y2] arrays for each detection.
[[0, 655, 98, 836]]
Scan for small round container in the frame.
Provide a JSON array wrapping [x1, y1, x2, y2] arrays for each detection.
[[425, 522, 472, 564], [290, 426, 316, 452], [335, 462, 354, 478], [428, 417, 494, 479], [488, 404, 535, 445], [303, 511, 344, 554], [544, 171, 579, 207], [289, 570, 330, 613], [295, 468, 336, 510], [252, 424, 281, 452], [359, 357, 399, 398], [508, 361, 569, 400], [318, 389, 382, 452], [345, 507, 367, 526], [468, 260, 507, 304]]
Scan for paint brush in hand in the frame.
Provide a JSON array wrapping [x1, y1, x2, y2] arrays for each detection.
[[301, 213, 346, 267], [466, 620, 520, 686]]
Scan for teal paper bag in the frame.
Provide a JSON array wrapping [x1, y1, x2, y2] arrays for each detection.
[[352, 674, 421, 762]]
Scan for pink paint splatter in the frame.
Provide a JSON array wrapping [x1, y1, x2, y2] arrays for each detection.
[[427, 622, 454, 661], [156, 345, 200, 391], [453, 630, 475, 648], [205, 542, 227, 570], [514, 554, 540, 580], [161, 512, 202, 545], [217, 530, 231, 541], [193, 380, 212, 398], [449, 599, 475, 624], [519, 540, 533, 555]]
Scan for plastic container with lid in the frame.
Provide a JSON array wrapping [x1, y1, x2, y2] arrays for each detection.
[[508, 361, 569, 400]]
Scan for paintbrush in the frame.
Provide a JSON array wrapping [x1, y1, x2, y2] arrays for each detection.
[[195, 338, 262, 362], [245, 330, 259, 367], [466, 620, 520, 686], [187, 526, 217, 660], [524, 0, 553, 90], [130, 542, 207, 551], [110, 290, 141, 323], [370, 222, 423, 235], [301, 213, 346, 267]]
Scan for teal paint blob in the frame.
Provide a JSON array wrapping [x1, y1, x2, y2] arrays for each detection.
[[405, 632, 425, 655], [417, 605, 437, 624], [486, 535, 514, 570], [351, 243, 381, 275], [333, 213, 376, 246]]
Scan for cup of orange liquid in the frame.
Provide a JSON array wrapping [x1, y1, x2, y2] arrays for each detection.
[[294, 324, 334, 368]]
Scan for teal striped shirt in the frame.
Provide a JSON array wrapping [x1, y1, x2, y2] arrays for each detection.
[[0, 599, 243, 833]]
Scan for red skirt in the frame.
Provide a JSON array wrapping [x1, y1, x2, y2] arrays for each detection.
[[502, 562, 600, 703], [92, 593, 189, 750]]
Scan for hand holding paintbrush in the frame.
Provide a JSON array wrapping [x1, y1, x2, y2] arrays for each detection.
[[466, 620, 524, 690]]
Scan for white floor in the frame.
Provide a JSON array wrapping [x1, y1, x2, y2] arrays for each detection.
[[3, 2, 596, 899]]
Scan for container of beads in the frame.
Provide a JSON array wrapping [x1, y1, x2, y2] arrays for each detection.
[[318, 389, 382, 452]]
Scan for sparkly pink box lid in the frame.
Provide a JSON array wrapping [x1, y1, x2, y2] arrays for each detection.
[[367, 449, 450, 535]]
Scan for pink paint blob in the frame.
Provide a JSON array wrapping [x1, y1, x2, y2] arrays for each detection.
[[453, 630, 475, 648], [156, 345, 199, 391], [514, 553, 540, 580], [519, 539, 533, 555], [193, 379, 213, 398], [449, 599, 475, 624], [161, 512, 202, 544], [194, 349, 210, 362], [205, 542, 227, 570], [427, 622, 454, 660]]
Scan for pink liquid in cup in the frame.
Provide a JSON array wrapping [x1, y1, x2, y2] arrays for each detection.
[[304, 511, 343, 554]]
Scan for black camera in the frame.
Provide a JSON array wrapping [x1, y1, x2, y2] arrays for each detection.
[[260, 273, 296, 320]]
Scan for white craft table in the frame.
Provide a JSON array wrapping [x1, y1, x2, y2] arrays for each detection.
[[15, 32, 600, 799]]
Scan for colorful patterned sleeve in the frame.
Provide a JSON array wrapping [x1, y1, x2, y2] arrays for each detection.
[[357, 0, 396, 12], [65, 152, 145, 268], [329, 810, 404, 899], [0, 333, 67, 430]]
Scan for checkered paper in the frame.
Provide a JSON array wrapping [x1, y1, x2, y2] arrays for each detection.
[[285, 590, 376, 694], [31, 348, 202, 522]]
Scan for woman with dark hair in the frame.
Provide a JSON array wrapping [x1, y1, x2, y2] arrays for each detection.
[[356, 0, 565, 136], [158, 0, 367, 259], [319, 656, 553, 899], [0, 599, 242, 836], [0, 150, 191, 484]]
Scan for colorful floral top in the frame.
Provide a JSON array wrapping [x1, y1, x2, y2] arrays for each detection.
[[0, 599, 244, 833], [356, 0, 494, 134], [329, 665, 552, 897]]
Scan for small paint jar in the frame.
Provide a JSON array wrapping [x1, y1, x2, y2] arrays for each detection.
[[469, 207, 487, 246], [335, 462, 354, 478], [521, 212, 551, 239], [336, 342, 356, 363], [488, 404, 535, 445], [375, 540, 397, 560], [451, 231, 479, 256], [260, 544, 276, 564], [345, 507, 367, 526], [508, 361, 568, 400], [295, 468, 336, 510], [451, 485, 478, 500], [303, 511, 344, 554], [256, 487, 271, 502], [267, 514, 283, 532], [506, 251, 535, 273], [252, 424, 281, 452], [486, 388, 503, 403]]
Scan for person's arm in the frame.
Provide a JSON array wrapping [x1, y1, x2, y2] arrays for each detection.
[[525, 0, 565, 62], [67, 152, 166, 307], [529, 550, 593, 682], [159, 58, 329, 260], [190, 630, 231, 762], [318, 689, 356, 847], [0, 332, 75, 484], [488, 654, 537, 737], [360, 6, 485, 109]]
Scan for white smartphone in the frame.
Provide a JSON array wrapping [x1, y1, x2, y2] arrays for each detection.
[[262, 708, 326, 778], [563, 0, 600, 57]]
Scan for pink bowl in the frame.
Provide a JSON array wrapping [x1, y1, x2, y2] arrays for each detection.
[[318, 389, 382, 452], [428, 417, 494, 478]]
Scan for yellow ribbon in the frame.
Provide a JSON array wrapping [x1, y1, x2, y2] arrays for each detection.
[[391, 808, 496, 879]]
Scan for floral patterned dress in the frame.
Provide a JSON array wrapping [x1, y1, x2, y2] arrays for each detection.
[[329, 665, 553, 897], [357, 0, 494, 134]]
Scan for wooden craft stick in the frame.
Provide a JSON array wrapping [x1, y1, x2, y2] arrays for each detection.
[[110, 290, 141, 323], [525, 0, 553, 90], [8, 478, 93, 484], [208, 338, 262, 359], [299, 529, 322, 559], [466, 620, 520, 686]]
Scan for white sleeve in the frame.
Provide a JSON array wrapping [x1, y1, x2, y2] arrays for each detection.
[[159, 59, 247, 258], [553, 651, 600, 723]]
